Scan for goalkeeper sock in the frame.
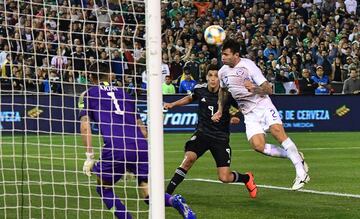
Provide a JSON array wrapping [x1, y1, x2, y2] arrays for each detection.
[[96, 186, 132, 219], [165, 193, 173, 207], [143, 193, 174, 207], [281, 138, 306, 177], [166, 167, 187, 194], [263, 143, 288, 158], [232, 171, 250, 183]]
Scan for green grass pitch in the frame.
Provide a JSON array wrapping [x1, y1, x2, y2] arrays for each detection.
[[0, 132, 360, 218]]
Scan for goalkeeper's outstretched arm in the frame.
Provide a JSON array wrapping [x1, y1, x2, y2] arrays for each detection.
[[80, 115, 93, 154], [80, 115, 95, 176]]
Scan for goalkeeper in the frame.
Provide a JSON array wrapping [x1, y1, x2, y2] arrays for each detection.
[[79, 62, 196, 219], [164, 65, 257, 198]]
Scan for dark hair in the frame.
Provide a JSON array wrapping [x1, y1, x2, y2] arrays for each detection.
[[88, 62, 110, 81], [222, 38, 240, 55], [206, 64, 219, 73]]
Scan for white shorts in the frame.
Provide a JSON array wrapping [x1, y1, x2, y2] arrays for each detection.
[[244, 105, 282, 140]]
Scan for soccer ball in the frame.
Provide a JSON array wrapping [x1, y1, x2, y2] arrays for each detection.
[[204, 25, 226, 46]]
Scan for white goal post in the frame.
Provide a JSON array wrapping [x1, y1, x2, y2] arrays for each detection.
[[145, 0, 165, 218]]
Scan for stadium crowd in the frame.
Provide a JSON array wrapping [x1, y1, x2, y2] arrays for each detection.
[[0, 0, 359, 95]]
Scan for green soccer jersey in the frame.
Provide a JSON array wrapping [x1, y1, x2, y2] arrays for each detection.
[[162, 83, 176, 94]]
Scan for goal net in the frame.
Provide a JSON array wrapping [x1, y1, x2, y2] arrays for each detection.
[[0, 0, 163, 218]]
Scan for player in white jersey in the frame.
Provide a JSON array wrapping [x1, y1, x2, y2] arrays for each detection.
[[211, 39, 310, 190]]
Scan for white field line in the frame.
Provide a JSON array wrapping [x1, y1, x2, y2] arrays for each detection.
[[2, 178, 360, 199], [166, 146, 360, 153], [1, 147, 359, 158], [186, 178, 360, 199], [2, 146, 359, 157]]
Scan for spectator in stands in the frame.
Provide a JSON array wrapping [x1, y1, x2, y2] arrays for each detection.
[[1, 53, 12, 78], [347, 56, 358, 70], [161, 56, 171, 82], [274, 69, 289, 94], [312, 48, 336, 77], [193, 1, 211, 17], [1, 0, 360, 95], [184, 59, 200, 81], [71, 46, 86, 79], [86, 41, 98, 60], [263, 42, 277, 60], [342, 68, 360, 94], [180, 0, 192, 15], [344, 0, 357, 15], [299, 69, 316, 95], [162, 75, 176, 95], [179, 70, 196, 94], [275, 55, 291, 77], [312, 66, 331, 95], [0, 44, 9, 67], [51, 48, 68, 76], [111, 49, 128, 82], [12, 66, 23, 91], [169, 54, 185, 82], [212, 3, 226, 20], [265, 69, 276, 84], [331, 56, 344, 82], [168, 2, 181, 19]]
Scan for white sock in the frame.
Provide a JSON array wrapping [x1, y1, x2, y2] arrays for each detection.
[[281, 138, 306, 177], [263, 144, 288, 158]]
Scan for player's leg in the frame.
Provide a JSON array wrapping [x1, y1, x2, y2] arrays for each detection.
[[93, 160, 131, 219], [245, 110, 288, 158], [166, 132, 208, 194], [138, 179, 196, 218], [166, 151, 197, 194], [249, 133, 288, 158], [269, 124, 310, 190], [211, 142, 257, 198], [217, 167, 257, 198]]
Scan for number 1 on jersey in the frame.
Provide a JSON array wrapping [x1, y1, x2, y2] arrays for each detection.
[[107, 92, 124, 115]]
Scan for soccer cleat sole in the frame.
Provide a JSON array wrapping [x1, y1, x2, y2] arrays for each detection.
[[291, 174, 310, 191]]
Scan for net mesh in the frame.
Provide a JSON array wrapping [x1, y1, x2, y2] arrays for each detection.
[[0, 0, 148, 218]]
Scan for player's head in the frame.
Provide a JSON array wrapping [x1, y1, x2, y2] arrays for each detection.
[[88, 62, 110, 83], [221, 39, 241, 68], [206, 64, 220, 90]]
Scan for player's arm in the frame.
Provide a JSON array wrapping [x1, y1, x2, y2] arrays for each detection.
[[163, 95, 193, 109], [244, 60, 273, 96], [80, 115, 96, 176], [137, 118, 148, 138], [229, 106, 241, 125], [212, 87, 228, 122], [244, 80, 273, 95], [78, 91, 95, 176], [80, 115, 93, 154]]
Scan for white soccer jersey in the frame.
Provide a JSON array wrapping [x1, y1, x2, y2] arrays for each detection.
[[218, 58, 272, 114]]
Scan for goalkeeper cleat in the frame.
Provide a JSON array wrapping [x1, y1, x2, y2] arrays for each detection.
[[172, 194, 196, 219], [245, 172, 257, 198], [292, 174, 310, 191], [299, 152, 309, 173]]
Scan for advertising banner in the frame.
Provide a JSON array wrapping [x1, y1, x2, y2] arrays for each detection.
[[1, 95, 78, 134], [1, 94, 359, 134], [157, 95, 360, 132]]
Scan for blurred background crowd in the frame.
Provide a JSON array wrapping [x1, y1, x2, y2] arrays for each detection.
[[0, 0, 359, 95]]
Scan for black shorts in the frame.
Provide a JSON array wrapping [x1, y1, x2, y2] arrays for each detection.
[[185, 131, 231, 167]]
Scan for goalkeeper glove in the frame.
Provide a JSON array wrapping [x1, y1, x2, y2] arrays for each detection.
[[83, 152, 95, 176]]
